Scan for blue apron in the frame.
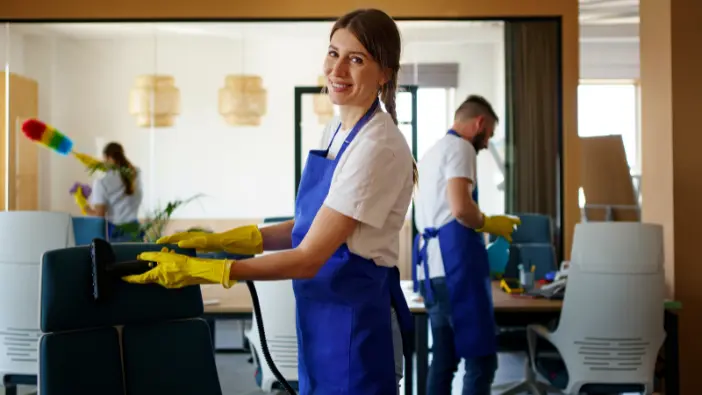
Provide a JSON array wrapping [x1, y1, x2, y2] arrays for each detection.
[[411, 129, 497, 358], [291, 99, 414, 394]]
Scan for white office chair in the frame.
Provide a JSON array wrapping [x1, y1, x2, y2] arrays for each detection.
[[245, 278, 299, 393], [526, 224, 666, 395], [0, 212, 75, 384]]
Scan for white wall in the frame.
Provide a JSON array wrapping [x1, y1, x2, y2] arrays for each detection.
[[0, 28, 25, 72], [580, 41, 640, 80]]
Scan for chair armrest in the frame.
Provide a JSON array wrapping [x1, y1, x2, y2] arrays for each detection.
[[526, 324, 556, 372]]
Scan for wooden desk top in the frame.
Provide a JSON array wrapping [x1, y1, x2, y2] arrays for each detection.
[[202, 283, 253, 314], [201, 281, 563, 315]]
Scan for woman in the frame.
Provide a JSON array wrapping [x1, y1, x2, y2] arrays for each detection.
[[81, 142, 143, 242], [125, 9, 415, 394]]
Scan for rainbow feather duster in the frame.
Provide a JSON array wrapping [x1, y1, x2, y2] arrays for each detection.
[[21, 119, 73, 155], [22, 118, 138, 191], [22, 118, 105, 171]]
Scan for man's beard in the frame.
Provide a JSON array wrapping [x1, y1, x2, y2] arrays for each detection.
[[471, 129, 488, 153]]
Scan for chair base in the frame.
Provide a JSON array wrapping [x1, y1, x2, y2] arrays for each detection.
[[2, 374, 37, 395], [492, 354, 561, 395]]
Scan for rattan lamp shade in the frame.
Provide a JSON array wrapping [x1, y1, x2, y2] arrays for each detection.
[[128, 75, 181, 128], [218, 75, 268, 126], [313, 75, 334, 125]]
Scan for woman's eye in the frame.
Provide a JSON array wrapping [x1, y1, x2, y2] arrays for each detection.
[[328, 50, 338, 57], [351, 56, 363, 64]]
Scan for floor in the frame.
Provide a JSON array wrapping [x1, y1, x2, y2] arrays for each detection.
[[216, 351, 542, 395], [0, 352, 548, 395]]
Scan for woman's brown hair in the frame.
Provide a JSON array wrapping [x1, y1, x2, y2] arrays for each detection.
[[103, 142, 137, 196], [330, 9, 419, 185]]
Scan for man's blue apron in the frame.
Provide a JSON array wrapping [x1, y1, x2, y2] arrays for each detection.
[[291, 99, 414, 394], [412, 129, 497, 358]]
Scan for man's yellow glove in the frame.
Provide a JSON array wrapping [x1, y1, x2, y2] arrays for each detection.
[[476, 214, 522, 243], [122, 248, 235, 289], [156, 225, 264, 255], [73, 186, 89, 215]]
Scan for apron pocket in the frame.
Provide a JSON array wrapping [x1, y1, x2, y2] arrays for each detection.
[[297, 300, 353, 392]]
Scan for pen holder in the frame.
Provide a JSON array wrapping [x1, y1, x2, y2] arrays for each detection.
[[519, 270, 535, 290]]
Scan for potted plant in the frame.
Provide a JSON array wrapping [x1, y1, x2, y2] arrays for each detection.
[[116, 194, 203, 242]]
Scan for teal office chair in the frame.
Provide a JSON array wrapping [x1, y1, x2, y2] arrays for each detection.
[[39, 243, 222, 395], [498, 214, 556, 279], [71, 217, 107, 245]]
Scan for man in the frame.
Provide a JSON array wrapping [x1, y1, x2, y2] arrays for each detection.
[[413, 95, 520, 395]]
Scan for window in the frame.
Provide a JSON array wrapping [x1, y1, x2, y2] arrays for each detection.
[[578, 81, 640, 173], [417, 88, 454, 160], [396, 87, 456, 160], [396, 87, 455, 218]]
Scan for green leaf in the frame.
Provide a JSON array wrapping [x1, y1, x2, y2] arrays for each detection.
[[131, 193, 205, 242]]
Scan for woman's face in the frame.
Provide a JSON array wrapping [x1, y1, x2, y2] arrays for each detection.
[[323, 28, 387, 107]]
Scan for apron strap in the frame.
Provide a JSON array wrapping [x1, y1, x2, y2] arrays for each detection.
[[324, 123, 343, 153], [334, 99, 380, 160], [413, 227, 439, 304], [388, 267, 415, 357]]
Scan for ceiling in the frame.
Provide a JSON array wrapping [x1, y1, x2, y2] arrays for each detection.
[[580, 0, 639, 42], [10, 21, 505, 44], [579, 0, 639, 26], [10, 1, 640, 44]]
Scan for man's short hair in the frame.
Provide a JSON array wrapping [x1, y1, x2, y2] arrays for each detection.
[[454, 95, 499, 123]]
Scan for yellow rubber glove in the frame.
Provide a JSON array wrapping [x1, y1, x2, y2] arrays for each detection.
[[122, 248, 235, 289], [156, 225, 264, 255], [73, 186, 89, 215], [476, 214, 522, 243], [72, 151, 104, 169]]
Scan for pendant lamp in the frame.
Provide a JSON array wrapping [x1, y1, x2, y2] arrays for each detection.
[[313, 75, 334, 125], [218, 75, 268, 126], [128, 75, 181, 128]]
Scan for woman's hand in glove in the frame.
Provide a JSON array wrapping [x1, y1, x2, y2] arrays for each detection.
[[156, 225, 263, 255], [122, 248, 235, 289]]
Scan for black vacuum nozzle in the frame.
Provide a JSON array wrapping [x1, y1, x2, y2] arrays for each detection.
[[90, 238, 156, 302]]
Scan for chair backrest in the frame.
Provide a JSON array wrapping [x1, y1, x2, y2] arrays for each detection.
[[0, 211, 74, 378], [39, 243, 222, 395], [511, 213, 553, 244], [571, 222, 664, 273], [71, 216, 107, 245], [490, 213, 553, 244], [554, 262, 665, 387], [499, 214, 556, 279]]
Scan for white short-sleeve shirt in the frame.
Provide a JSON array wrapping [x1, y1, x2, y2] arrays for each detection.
[[414, 133, 477, 279], [90, 168, 144, 225], [318, 112, 414, 268]]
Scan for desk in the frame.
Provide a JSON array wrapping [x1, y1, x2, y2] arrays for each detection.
[[202, 282, 680, 395]]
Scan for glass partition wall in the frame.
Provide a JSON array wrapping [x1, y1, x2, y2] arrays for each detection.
[[2, 21, 507, 228]]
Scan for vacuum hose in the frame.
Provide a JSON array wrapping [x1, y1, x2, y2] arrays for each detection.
[[245, 280, 297, 395]]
